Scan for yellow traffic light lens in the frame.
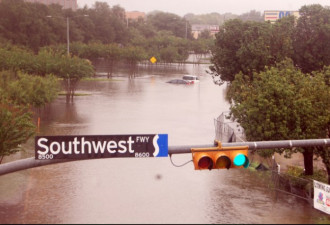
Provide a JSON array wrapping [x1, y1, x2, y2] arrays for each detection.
[[233, 154, 249, 167], [198, 156, 213, 170], [215, 155, 231, 169]]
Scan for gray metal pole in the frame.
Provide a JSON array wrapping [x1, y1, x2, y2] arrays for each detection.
[[168, 138, 330, 154], [0, 139, 329, 176], [67, 17, 70, 56]]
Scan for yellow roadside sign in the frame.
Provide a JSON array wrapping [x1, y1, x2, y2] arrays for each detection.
[[150, 57, 157, 64]]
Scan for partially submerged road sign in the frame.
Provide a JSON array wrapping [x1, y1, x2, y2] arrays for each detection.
[[35, 134, 168, 160]]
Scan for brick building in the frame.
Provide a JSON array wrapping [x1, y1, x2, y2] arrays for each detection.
[[125, 11, 146, 20]]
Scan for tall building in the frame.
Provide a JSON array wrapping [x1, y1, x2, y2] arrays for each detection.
[[264, 10, 300, 23], [24, 0, 78, 11]]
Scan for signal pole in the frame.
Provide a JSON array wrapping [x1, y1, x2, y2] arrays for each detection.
[[0, 139, 329, 176]]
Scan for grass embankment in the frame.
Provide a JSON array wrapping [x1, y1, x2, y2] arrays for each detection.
[[248, 162, 330, 224], [249, 161, 327, 183]]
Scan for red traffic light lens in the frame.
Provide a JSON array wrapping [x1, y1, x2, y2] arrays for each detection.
[[198, 156, 213, 170]]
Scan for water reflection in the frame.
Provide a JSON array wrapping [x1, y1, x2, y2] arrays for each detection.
[[36, 98, 88, 136]]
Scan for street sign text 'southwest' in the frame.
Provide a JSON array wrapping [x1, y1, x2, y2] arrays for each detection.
[[35, 134, 168, 160]]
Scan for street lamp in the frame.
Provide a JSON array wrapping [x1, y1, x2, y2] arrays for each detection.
[[46, 15, 89, 56]]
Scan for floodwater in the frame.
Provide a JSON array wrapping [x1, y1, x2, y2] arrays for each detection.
[[0, 63, 328, 224]]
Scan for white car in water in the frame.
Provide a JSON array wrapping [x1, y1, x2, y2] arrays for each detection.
[[182, 75, 200, 84]]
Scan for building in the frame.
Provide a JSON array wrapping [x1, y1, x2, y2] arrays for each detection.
[[264, 10, 300, 23], [125, 11, 146, 20], [24, 0, 78, 11], [191, 24, 219, 39]]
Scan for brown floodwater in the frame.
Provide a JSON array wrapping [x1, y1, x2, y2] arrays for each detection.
[[0, 63, 328, 224]]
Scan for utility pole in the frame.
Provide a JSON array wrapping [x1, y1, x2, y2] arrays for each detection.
[[46, 14, 89, 56], [185, 20, 188, 39], [67, 17, 70, 56]]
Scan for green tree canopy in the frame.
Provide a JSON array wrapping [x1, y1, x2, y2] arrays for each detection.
[[0, 99, 35, 164], [228, 59, 330, 177], [0, 70, 60, 163], [147, 12, 192, 39], [209, 16, 295, 85], [210, 19, 273, 84], [0, 71, 59, 108], [293, 4, 330, 73], [238, 10, 264, 22]]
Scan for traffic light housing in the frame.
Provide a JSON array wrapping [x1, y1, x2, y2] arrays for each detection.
[[191, 141, 249, 170]]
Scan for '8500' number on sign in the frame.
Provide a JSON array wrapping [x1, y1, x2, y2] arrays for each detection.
[[38, 154, 54, 160]]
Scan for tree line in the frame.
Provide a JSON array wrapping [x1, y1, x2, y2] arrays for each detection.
[[0, 0, 213, 60], [184, 10, 264, 25], [209, 4, 330, 183]]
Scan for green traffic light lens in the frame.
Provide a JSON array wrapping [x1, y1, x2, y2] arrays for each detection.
[[233, 154, 246, 167]]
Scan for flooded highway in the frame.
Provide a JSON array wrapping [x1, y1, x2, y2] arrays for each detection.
[[0, 63, 327, 223]]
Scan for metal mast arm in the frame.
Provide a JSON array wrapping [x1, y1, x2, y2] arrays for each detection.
[[0, 139, 329, 176]]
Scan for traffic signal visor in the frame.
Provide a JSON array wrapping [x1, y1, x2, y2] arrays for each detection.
[[191, 141, 249, 170]]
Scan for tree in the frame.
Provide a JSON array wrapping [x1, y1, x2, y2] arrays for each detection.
[[1, 71, 59, 108], [0, 0, 50, 52], [0, 99, 35, 164], [53, 54, 94, 102], [198, 29, 212, 39], [293, 4, 330, 73], [239, 10, 264, 22], [209, 15, 297, 85], [313, 66, 330, 183], [209, 19, 272, 84], [159, 46, 179, 64], [236, 21, 272, 77], [0, 70, 59, 164], [127, 17, 156, 40], [147, 12, 192, 39], [269, 16, 295, 65], [32, 49, 94, 102], [121, 46, 147, 77], [209, 19, 245, 84], [103, 44, 121, 78], [192, 38, 212, 62], [86, 2, 129, 45], [0, 0, 132, 51], [228, 59, 330, 178], [184, 12, 237, 26]]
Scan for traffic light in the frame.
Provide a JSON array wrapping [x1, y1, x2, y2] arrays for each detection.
[[191, 141, 249, 170]]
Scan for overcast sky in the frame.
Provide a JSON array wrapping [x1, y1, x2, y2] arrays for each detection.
[[77, 0, 329, 16]]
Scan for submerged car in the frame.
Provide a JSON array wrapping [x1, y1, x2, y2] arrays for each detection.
[[182, 75, 200, 84], [166, 79, 191, 85]]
